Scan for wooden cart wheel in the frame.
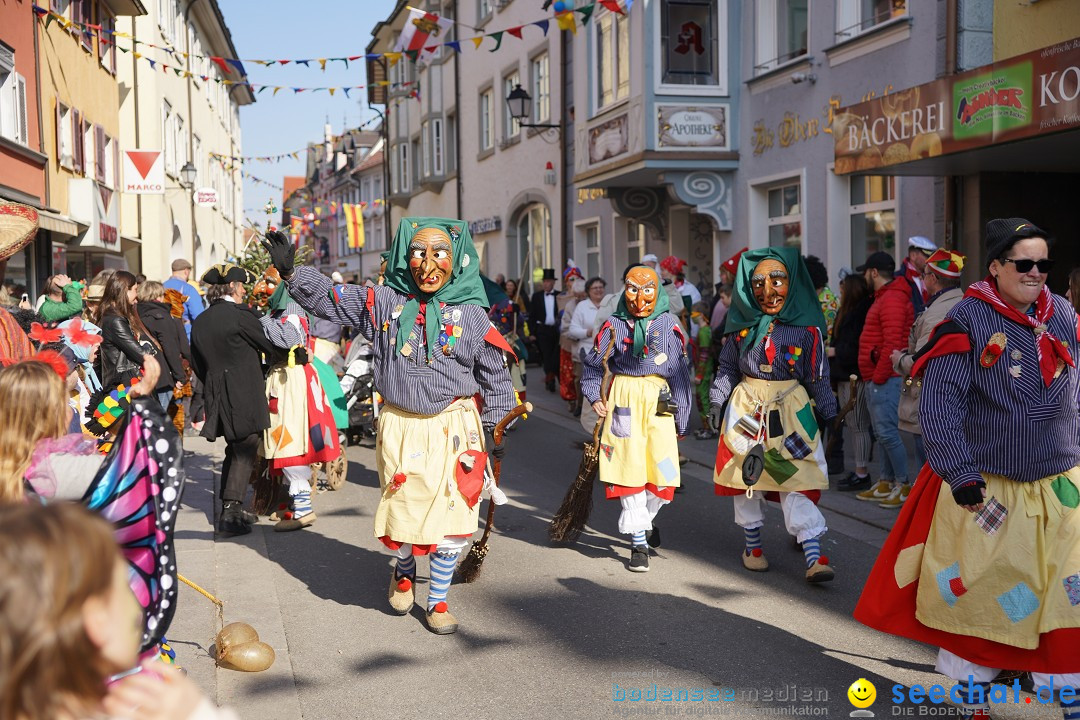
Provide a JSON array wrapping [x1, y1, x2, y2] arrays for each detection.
[[326, 450, 347, 491]]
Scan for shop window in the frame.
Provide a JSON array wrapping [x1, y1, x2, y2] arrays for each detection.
[[51, 0, 72, 18], [503, 71, 520, 140], [849, 175, 896, 269], [660, 0, 722, 88], [626, 220, 646, 266], [754, 0, 808, 75], [531, 54, 550, 123], [0, 47, 28, 146], [767, 182, 802, 248], [595, 9, 630, 111], [836, 0, 906, 41], [584, 224, 601, 280], [431, 118, 444, 175], [421, 120, 431, 177], [479, 88, 493, 151], [395, 143, 410, 193]]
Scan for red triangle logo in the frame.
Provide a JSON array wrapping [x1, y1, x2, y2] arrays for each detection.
[[126, 151, 160, 180]]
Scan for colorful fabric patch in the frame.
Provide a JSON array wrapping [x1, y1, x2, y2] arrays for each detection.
[[973, 497, 1008, 535], [330, 285, 347, 305], [763, 448, 798, 485], [997, 582, 1039, 623], [768, 410, 783, 438], [611, 406, 632, 438], [894, 543, 925, 589], [1063, 571, 1080, 607], [936, 563, 966, 607], [795, 403, 818, 439], [783, 432, 812, 460], [657, 457, 678, 483], [1052, 475, 1080, 509], [599, 443, 614, 460], [715, 437, 734, 470]]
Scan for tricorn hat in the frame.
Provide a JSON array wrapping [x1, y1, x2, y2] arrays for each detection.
[[201, 262, 255, 285]]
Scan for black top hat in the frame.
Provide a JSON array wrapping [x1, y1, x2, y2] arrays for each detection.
[[985, 218, 1048, 268], [541, 268, 556, 281]]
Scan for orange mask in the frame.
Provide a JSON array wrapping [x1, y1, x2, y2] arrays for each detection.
[[249, 266, 281, 308], [751, 258, 789, 315], [408, 227, 453, 294], [624, 266, 660, 318]]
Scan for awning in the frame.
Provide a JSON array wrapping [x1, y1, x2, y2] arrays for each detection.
[[37, 210, 84, 237], [121, 235, 142, 252], [835, 36, 1080, 176]]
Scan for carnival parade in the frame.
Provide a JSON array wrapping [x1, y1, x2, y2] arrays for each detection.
[[2, 1, 1080, 718]]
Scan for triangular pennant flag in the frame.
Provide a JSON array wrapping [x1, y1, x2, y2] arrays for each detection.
[[556, 11, 577, 34], [471, 36, 484, 50], [424, 45, 438, 54], [577, 5, 595, 24], [507, 25, 524, 39], [318, 58, 327, 71], [342, 88, 351, 98], [44, 11, 57, 29], [210, 56, 230, 74], [535, 18, 550, 36], [348, 55, 362, 61], [255, 60, 272, 66], [599, 0, 624, 12], [32, 5, 47, 17], [328, 87, 336, 96], [296, 59, 309, 67], [446, 40, 461, 53], [278, 59, 290, 65], [117, 45, 129, 53], [173, 67, 183, 76], [405, 49, 419, 63], [226, 58, 244, 74], [488, 31, 504, 52], [133, 52, 142, 59], [337, 58, 349, 68], [257, 86, 268, 94], [385, 51, 402, 66], [293, 87, 304, 93], [273, 87, 282, 95], [148, 59, 156, 69]]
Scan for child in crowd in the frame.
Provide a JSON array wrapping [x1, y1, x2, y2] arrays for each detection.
[[0, 501, 235, 720], [690, 302, 717, 439]]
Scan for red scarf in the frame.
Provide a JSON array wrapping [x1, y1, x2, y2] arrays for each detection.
[[966, 278, 1074, 386]]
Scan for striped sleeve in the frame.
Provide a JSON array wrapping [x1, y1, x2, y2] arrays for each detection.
[[471, 313, 516, 431], [920, 349, 984, 491], [580, 321, 612, 404], [709, 333, 741, 406], [286, 266, 375, 339], [259, 304, 305, 350]]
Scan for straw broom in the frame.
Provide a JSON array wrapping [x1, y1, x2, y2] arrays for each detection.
[[457, 402, 533, 583], [548, 417, 603, 544]]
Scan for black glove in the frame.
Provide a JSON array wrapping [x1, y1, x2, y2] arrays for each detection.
[[952, 482, 986, 507], [262, 230, 296, 279], [707, 403, 725, 433], [485, 429, 506, 460]]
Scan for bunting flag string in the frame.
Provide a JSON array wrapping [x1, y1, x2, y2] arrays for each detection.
[[31, 1, 627, 73], [209, 115, 382, 164]]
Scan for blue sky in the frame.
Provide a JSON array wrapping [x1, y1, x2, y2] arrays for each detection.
[[217, 0, 396, 227]]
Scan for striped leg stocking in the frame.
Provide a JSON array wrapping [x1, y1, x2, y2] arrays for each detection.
[[802, 536, 822, 568], [427, 550, 461, 612], [744, 527, 763, 558], [395, 549, 416, 580], [630, 530, 647, 548]]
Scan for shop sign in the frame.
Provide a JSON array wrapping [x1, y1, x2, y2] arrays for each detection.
[[588, 113, 629, 165], [835, 36, 1080, 174], [657, 104, 728, 149], [194, 188, 219, 206], [122, 150, 165, 195], [469, 216, 502, 235], [68, 179, 118, 249]]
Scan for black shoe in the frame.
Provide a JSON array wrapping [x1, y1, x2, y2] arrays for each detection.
[[240, 507, 259, 525], [837, 472, 872, 491], [628, 545, 650, 572], [572, 406, 582, 417], [646, 525, 661, 548], [218, 502, 252, 536], [546, 379, 556, 393]]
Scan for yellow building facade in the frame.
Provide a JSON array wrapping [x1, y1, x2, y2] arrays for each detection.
[[993, 0, 1080, 60]]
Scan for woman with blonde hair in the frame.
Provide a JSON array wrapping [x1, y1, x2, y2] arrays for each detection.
[[0, 360, 70, 503]]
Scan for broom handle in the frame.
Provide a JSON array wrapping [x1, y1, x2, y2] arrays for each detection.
[[476, 401, 534, 545]]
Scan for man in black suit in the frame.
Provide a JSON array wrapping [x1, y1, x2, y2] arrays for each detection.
[[529, 268, 560, 392], [191, 264, 277, 536]]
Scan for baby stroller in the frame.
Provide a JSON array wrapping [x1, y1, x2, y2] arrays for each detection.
[[340, 336, 379, 444]]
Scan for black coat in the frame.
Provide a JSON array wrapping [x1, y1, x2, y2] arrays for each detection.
[[528, 289, 558, 336], [191, 301, 277, 442], [830, 296, 873, 381], [137, 301, 188, 388], [98, 312, 156, 389]]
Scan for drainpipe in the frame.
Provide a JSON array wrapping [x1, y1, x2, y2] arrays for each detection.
[[33, 6, 49, 291], [453, 0, 463, 221], [183, 0, 199, 275], [560, 15, 570, 269], [132, 18, 143, 250], [944, 0, 958, 249]]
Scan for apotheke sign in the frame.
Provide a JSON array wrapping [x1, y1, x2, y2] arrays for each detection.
[[657, 104, 728, 150]]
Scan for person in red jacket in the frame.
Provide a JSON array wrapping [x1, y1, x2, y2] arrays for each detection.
[[854, 251, 915, 505]]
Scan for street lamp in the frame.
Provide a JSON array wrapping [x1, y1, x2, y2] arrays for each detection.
[[179, 160, 197, 189], [506, 84, 561, 131]]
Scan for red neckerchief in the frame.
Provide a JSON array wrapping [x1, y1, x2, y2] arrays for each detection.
[[966, 278, 1074, 386]]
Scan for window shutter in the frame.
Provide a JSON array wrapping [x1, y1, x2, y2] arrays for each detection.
[[73, 109, 83, 175], [95, 125, 106, 182], [15, 75, 27, 145], [55, 101, 62, 164]]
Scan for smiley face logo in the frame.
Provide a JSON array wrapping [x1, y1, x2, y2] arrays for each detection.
[[847, 678, 877, 709]]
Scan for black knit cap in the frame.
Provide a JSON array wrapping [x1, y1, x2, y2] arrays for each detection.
[[985, 218, 1048, 268]]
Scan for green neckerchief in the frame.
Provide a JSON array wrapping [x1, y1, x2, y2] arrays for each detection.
[[724, 247, 826, 355], [383, 217, 487, 361], [611, 265, 670, 358], [267, 281, 293, 313], [481, 273, 510, 306]]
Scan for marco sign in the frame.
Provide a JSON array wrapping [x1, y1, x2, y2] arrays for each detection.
[[123, 150, 165, 194]]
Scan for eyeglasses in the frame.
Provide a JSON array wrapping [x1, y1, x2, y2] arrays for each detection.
[[999, 258, 1055, 274]]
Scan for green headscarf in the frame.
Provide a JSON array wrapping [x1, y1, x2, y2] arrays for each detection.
[[724, 247, 825, 355], [383, 217, 487, 361], [267, 281, 294, 313], [611, 265, 670, 358]]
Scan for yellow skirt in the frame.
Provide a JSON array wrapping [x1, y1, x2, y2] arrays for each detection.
[[264, 364, 308, 460], [714, 377, 828, 493], [374, 399, 485, 545], [598, 374, 681, 490], [914, 468, 1080, 649]]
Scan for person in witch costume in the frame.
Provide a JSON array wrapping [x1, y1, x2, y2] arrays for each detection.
[[855, 219, 1080, 720], [581, 264, 692, 573], [254, 267, 341, 532], [262, 218, 515, 635], [708, 247, 837, 583]]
